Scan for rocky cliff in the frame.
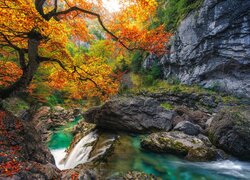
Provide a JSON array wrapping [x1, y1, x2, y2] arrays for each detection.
[[160, 0, 250, 98]]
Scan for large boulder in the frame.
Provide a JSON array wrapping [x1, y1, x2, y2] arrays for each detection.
[[161, 0, 250, 98], [83, 97, 176, 133], [141, 131, 218, 161], [208, 106, 250, 159]]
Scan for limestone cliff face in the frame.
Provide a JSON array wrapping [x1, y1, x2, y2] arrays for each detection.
[[160, 0, 250, 97]]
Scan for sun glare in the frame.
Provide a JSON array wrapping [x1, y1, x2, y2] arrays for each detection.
[[102, 0, 121, 12]]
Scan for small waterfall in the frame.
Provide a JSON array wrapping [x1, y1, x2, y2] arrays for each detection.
[[51, 148, 67, 170], [51, 130, 116, 170], [63, 130, 98, 169]]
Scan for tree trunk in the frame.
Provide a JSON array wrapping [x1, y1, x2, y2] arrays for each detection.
[[0, 38, 40, 99]]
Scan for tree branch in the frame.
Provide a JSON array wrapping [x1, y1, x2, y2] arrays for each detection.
[[0, 32, 28, 53], [73, 66, 106, 95], [39, 56, 67, 70], [18, 50, 26, 70], [0, 32, 20, 51], [35, 0, 46, 17]]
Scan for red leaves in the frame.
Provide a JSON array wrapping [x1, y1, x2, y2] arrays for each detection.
[[0, 159, 21, 177], [71, 172, 79, 180], [0, 110, 24, 177]]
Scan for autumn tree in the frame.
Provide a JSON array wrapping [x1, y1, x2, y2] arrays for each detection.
[[0, 0, 171, 100]]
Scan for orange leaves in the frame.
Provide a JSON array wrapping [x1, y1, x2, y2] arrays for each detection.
[[109, 24, 171, 56], [105, 0, 172, 56], [0, 61, 22, 87], [0, 0, 171, 101], [48, 71, 69, 90], [47, 55, 119, 100]]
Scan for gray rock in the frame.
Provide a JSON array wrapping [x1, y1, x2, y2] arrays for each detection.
[[173, 106, 209, 128], [208, 106, 250, 159], [83, 96, 176, 133], [161, 0, 250, 98], [173, 121, 202, 135], [141, 131, 217, 161]]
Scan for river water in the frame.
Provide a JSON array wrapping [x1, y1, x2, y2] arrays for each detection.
[[49, 120, 250, 179]]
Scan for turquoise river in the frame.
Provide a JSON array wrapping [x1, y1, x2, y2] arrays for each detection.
[[48, 119, 250, 180]]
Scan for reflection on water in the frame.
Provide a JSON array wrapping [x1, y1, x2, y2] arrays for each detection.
[[49, 127, 250, 179]]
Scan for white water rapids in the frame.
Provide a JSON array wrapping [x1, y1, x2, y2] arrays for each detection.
[[51, 130, 98, 170], [50, 130, 116, 170]]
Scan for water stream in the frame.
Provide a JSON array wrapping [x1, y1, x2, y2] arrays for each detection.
[[48, 120, 250, 179]]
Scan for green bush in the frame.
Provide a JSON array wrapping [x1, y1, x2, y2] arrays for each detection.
[[131, 51, 146, 73], [142, 75, 155, 86], [150, 63, 162, 79], [46, 91, 64, 107], [115, 58, 130, 72]]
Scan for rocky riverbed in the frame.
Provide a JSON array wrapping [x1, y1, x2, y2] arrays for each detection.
[[1, 91, 250, 179]]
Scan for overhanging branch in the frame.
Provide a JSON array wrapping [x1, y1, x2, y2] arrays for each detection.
[[39, 56, 67, 71], [47, 6, 143, 51]]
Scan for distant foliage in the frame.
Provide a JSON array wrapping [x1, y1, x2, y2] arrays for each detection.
[[151, 0, 204, 31], [130, 51, 146, 73]]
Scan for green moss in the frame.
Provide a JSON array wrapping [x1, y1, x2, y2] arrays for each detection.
[[160, 103, 174, 110], [221, 96, 240, 104], [158, 137, 188, 154]]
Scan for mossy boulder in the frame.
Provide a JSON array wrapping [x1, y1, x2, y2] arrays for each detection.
[[208, 106, 250, 159], [186, 146, 217, 161], [141, 131, 217, 161]]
